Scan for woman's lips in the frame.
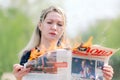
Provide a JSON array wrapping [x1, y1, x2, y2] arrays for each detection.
[[49, 32, 57, 36]]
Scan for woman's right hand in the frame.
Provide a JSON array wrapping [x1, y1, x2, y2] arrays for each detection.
[[13, 64, 30, 80]]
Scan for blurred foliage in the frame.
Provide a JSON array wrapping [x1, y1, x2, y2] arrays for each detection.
[[0, 0, 64, 78], [0, 8, 34, 77], [81, 18, 120, 80]]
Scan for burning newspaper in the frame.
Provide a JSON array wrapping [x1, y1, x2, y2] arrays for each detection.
[[71, 37, 117, 80], [22, 37, 117, 80], [22, 49, 72, 80]]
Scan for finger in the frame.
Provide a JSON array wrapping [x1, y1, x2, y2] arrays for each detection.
[[103, 69, 113, 80], [18, 68, 31, 76], [13, 64, 24, 73], [20, 68, 30, 73], [103, 72, 113, 80], [103, 66, 114, 74], [103, 65, 112, 69], [103, 70, 113, 77], [13, 64, 22, 69]]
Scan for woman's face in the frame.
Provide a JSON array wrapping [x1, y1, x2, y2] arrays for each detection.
[[39, 11, 65, 42]]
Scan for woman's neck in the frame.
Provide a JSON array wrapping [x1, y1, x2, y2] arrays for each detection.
[[38, 38, 58, 51]]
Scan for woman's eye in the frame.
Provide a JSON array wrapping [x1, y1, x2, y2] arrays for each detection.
[[57, 23, 63, 26], [47, 22, 52, 24]]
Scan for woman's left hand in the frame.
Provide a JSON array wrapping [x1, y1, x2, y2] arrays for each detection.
[[103, 65, 114, 80]]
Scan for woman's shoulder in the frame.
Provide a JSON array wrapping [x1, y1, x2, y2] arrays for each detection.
[[20, 50, 31, 66], [23, 50, 31, 56]]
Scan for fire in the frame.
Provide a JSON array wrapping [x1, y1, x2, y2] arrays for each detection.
[[29, 48, 46, 60], [28, 42, 64, 61], [72, 42, 81, 49], [29, 37, 93, 60], [72, 36, 93, 50], [82, 36, 93, 48]]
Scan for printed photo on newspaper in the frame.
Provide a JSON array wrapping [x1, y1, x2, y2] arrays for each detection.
[[71, 44, 117, 80], [22, 49, 72, 80]]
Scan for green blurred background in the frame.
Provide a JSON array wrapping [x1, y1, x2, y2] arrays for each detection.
[[0, 0, 120, 80]]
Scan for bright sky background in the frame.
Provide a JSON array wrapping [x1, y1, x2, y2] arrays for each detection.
[[0, 0, 120, 38], [64, 0, 120, 38]]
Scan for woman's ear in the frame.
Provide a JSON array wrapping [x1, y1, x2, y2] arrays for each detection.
[[38, 22, 42, 31]]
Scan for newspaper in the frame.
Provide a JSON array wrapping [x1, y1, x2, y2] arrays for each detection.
[[22, 45, 117, 80], [22, 49, 72, 80], [71, 45, 116, 80]]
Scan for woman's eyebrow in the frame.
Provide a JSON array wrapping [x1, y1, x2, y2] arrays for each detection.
[[46, 19, 63, 22]]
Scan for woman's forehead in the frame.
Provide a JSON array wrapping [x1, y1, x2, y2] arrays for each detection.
[[45, 12, 65, 21]]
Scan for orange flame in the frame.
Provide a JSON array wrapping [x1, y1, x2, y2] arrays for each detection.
[[29, 48, 45, 60], [29, 36, 93, 60], [72, 42, 81, 49], [72, 36, 93, 50], [82, 36, 93, 48], [28, 41, 66, 60]]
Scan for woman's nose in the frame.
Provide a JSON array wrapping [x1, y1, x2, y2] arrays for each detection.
[[51, 24, 57, 30]]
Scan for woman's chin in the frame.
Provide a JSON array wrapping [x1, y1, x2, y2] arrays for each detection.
[[48, 37, 58, 42]]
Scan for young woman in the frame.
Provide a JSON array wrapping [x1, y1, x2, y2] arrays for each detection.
[[13, 6, 114, 80]]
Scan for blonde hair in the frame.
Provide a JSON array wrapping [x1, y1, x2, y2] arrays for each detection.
[[20, 6, 68, 57]]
